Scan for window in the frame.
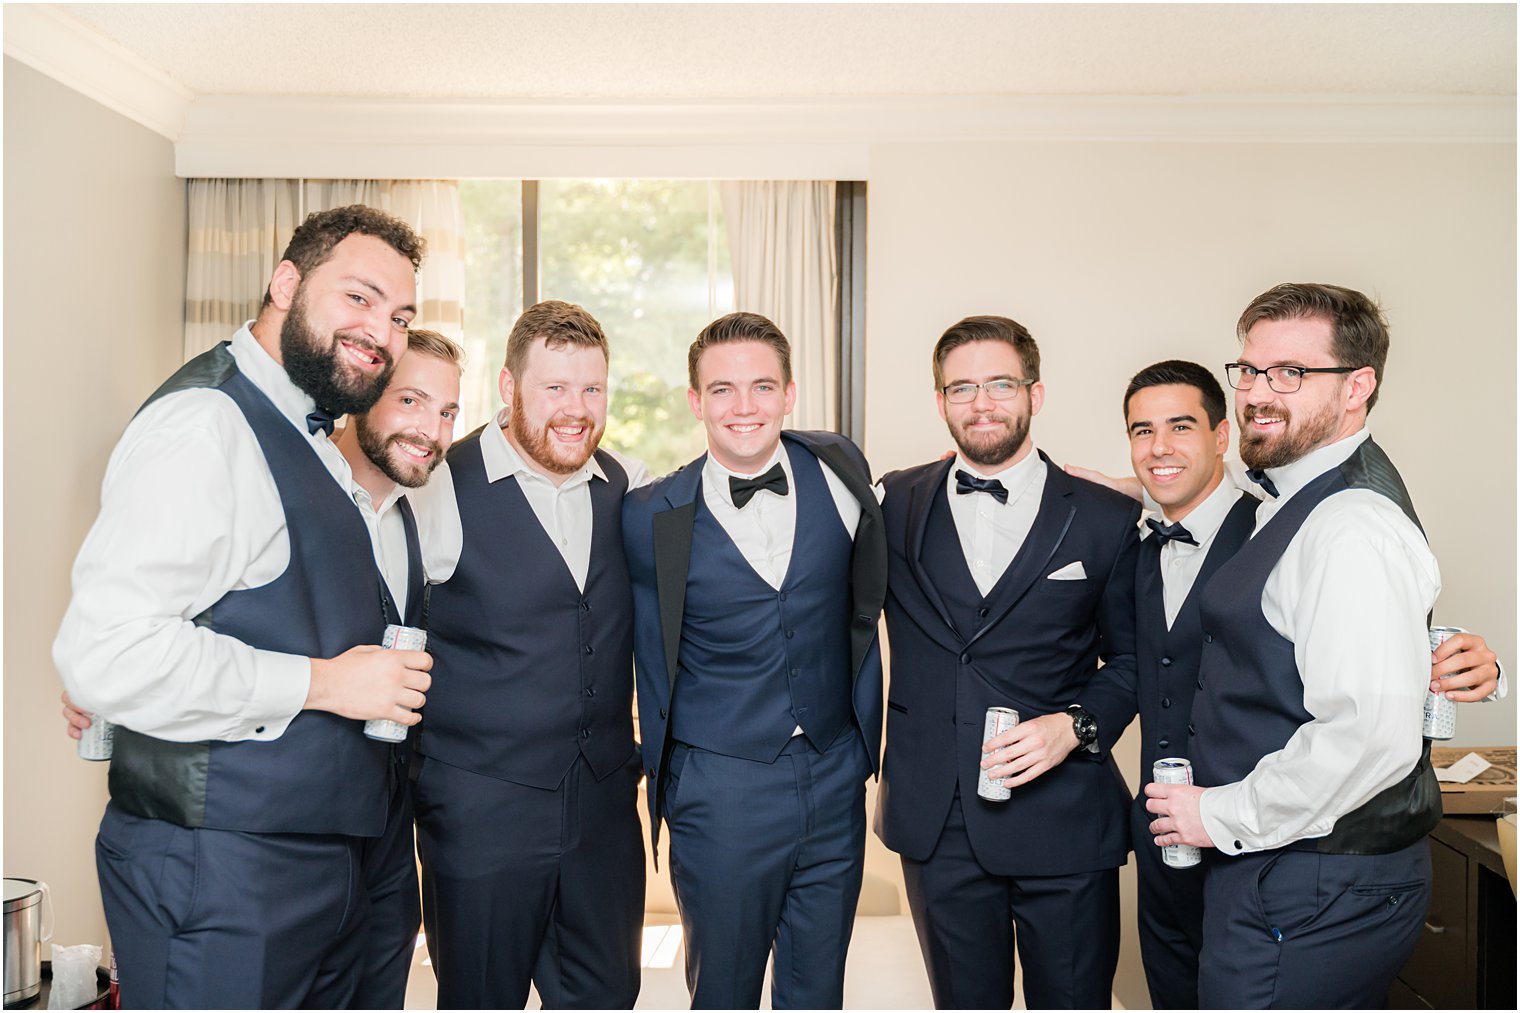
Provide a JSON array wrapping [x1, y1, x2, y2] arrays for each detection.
[[461, 180, 733, 476]]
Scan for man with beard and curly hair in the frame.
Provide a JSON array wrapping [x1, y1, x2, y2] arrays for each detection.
[[407, 300, 648, 1009], [873, 315, 1142, 1009], [55, 205, 436, 1008]]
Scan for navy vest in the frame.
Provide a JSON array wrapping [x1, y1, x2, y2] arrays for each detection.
[[1133, 492, 1258, 777], [670, 445, 853, 762], [1190, 440, 1441, 854], [420, 430, 636, 788], [108, 342, 392, 836]]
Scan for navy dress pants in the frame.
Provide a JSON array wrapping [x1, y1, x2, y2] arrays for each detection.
[[96, 802, 370, 1009], [353, 756, 422, 1009], [900, 792, 1119, 1010], [1198, 839, 1431, 1009], [412, 752, 645, 1010], [662, 729, 869, 1010], [1130, 798, 1206, 1009]]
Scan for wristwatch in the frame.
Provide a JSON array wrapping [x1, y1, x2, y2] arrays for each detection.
[[1067, 705, 1099, 752]]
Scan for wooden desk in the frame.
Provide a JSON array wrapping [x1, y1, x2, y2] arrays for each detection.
[[1390, 816, 1516, 1009]]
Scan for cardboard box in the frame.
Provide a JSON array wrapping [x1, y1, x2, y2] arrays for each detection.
[[1433, 746, 1516, 815]]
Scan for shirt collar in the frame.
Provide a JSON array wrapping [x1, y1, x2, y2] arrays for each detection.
[[1262, 427, 1372, 505], [481, 406, 607, 488], [1139, 471, 1240, 545], [228, 321, 324, 438], [353, 481, 409, 518], [702, 442, 790, 510], [947, 445, 1044, 504]]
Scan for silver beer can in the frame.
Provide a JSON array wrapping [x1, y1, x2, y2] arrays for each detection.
[[1423, 627, 1461, 740], [1153, 757, 1203, 868], [78, 713, 114, 761], [977, 707, 1020, 802], [364, 625, 428, 743]]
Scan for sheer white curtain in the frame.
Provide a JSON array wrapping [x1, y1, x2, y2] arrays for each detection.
[[719, 181, 839, 432], [183, 179, 464, 363]]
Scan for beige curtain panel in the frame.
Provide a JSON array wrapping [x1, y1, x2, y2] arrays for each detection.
[[183, 179, 465, 364], [720, 180, 839, 433]]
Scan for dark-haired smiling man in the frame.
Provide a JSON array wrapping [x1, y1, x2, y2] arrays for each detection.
[[55, 206, 435, 1008]]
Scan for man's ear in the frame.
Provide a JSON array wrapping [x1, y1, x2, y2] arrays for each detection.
[[267, 260, 302, 312]]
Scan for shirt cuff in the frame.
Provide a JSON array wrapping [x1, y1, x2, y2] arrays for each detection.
[[1198, 783, 1253, 856], [239, 651, 311, 740], [1488, 659, 1508, 702]]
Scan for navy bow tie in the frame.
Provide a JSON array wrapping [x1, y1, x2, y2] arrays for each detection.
[[1245, 468, 1280, 498], [306, 407, 339, 438], [1146, 517, 1199, 547], [955, 469, 1009, 505], [729, 463, 789, 508]]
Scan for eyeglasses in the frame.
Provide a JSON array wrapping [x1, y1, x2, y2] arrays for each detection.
[[941, 378, 1036, 404], [1225, 363, 1359, 394]]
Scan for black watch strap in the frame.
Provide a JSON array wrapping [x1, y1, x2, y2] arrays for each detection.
[[1067, 705, 1099, 749]]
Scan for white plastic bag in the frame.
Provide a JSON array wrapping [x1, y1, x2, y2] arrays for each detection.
[[47, 942, 101, 1009]]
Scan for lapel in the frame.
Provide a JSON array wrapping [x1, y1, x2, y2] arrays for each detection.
[[784, 432, 888, 682], [651, 456, 705, 692], [1136, 532, 1165, 640], [905, 458, 962, 645], [963, 452, 1075, 648]]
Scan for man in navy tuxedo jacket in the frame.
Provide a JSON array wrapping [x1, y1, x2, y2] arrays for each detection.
[[874, 315, 1141, 1010], [623, 312, 887, 1009]]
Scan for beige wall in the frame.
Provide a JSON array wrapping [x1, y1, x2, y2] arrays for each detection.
[[3, 57, 186, 950], [863, 137, 1516, 1006]]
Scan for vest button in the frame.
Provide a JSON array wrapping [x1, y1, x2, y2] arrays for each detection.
[[1197, 678, 1205, 690], [659, 708, 668, 719], [960, 652, 970, 664], [580, 601, 591, 612], [1160, 657, 1172, 667], [1158, 738, 1170, 749], [779, 592, 789, 602], [581, 728, 590, 739], [583, 645, 594, 655], [978, 608, 989, 619], [1204, 634, 1213, 643], [790, 668, 800, 678], [786, 630, 795, 639], [1187, 723, 1197, 736], [584, 687, 596, 698], [1161, 698, 1171, 709]]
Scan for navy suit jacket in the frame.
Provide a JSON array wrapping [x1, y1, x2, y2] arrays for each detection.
[[623, 430, 888, 857], [873, 453, 1141, 876]]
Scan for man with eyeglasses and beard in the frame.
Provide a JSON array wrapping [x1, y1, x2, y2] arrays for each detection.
[[55, 206, 436, 1008], [406, 300, 647, 1009], [1146, 283, 1449, 1008], [873, 315, 1141, 1009]]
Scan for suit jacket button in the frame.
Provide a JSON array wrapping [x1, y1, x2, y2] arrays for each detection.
[[959, 652, 970, 664], [1160, 657, 1172, 667], [1158, 738, 1170, 749], [1161, 698, 1171, 709], [1187, 723, 1197, 736], [659, 708, 668, 719], [1197, 677, 1205, 690]]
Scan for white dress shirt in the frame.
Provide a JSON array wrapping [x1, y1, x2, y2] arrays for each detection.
[[409, 408, 649, 590], [1138, 474, 1247, 629], [699, 443, 861, 590], [352, 482, 412, 618], [946, 449, 1047, 597], [1198, 428, 1443, 853], [54, 323, 379, 743]]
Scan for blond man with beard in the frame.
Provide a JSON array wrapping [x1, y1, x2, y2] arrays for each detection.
[[406, 300, 648, 1009]]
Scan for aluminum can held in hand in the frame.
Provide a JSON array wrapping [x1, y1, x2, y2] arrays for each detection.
[[1153, 758, 1203, 868], [78, 714, 114, 761], [1423, 627, 1461, 740], [977, 707, 1020, 802], [364, 624, 428, 743]]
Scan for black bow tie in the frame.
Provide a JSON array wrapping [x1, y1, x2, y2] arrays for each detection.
[[955, 469, 1009, 505], [1245, 468, 1280, 498], [729, 463, 789, 508], [1146, 517, 1199, 547], [306, 407, 339, 438]]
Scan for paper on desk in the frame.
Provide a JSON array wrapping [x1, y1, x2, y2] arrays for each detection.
[[1435, 751, 1491, 783]]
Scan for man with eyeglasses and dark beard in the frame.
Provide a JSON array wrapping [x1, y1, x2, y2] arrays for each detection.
[[55, 206, 437, 1008], [406, 300, 648, 1009], [873, 315, 1141, 1009]]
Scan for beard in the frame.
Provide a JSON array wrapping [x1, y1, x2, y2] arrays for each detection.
[[1238, 401, 1340, 470], [510, 389, 604, 475], [280, 289, 395, 416], [947, 407, 1031, 469], [354, 415, 443, 489]]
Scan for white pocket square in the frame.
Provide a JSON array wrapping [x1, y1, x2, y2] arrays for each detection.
[[1046, 561, 1087, 581], [872, 481, 886, 504]]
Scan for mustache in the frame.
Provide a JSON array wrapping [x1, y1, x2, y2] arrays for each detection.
[[1243, 404, 1287, 423], [389, 432, 442, 457], [336, 330, 394, 368]]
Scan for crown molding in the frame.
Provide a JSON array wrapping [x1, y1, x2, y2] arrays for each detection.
[[3, 4, 193, 140], [174, 93, 1516, 179]]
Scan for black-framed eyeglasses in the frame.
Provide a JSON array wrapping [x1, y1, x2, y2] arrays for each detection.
[[1224, 362, 1359, 394], [941, 378, 1036, 404]]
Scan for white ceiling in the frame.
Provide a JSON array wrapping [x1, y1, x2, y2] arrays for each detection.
[[51, 2, 1518, 100]]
